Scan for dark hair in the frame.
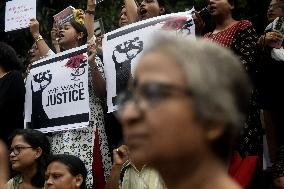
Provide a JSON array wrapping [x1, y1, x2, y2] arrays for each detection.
[[9, 129, 51, 188], [228, 0, 234, 6], [69, 19, 88, 47], [157, 0, 171, 15], [0, 42, 22, 72], [47, 154, 87, 189]]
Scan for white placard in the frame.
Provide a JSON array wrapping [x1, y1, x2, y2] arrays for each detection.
[[24, 45, 90, 133], [5, 0, 36, 32], [103, 11, 195, 112]]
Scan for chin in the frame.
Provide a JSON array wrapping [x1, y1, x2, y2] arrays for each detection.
[[11, 165, 21, 171], [131, 148, 150, 163]]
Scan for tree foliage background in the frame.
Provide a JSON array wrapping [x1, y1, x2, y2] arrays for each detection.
[[0, 0, 270, 60]]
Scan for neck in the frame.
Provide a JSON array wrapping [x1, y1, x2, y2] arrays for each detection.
[[131, 159, 146, 172], [21, 163, 38, 184], [214, 14, 236, 32], [157, 154, 240, 189], [62, 42, 79, 50]]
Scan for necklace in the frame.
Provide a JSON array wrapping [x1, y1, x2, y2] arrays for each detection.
[[0, 71, 10, 79]]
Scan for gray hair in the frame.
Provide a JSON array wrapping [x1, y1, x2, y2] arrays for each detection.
[[142, 33, 251, 160]]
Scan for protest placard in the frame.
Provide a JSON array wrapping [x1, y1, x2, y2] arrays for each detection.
[[5, 0, 36, 32], [94, 18, 105, 37], [103, 11, 195, 112], [25, 45, 90, 133], [53, 6, 75, 28]]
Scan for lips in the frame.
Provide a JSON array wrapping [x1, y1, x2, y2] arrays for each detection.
[[58, 32, 64, 41], [209, 5, 217, 13], [10, 160, 18, 164]]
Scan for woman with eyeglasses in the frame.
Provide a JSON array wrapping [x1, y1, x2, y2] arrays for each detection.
[[117, 34, 250, 189], [6, 129, 51, 189]]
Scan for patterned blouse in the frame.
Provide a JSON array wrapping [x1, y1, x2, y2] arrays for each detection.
[[204, 20, 262, 156], [204, 20, 258, 75]]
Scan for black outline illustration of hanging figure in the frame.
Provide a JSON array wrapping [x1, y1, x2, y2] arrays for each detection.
[[65, 54, 87, 81], [161, 16, 194, 35], [112, 37, 143, 106], [29, 70, 52, 129]]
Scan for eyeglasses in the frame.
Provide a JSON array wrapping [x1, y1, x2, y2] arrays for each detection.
[[116, 82, 192, 116], [10, 146, 33, 156], [268, 2, 284, 10]]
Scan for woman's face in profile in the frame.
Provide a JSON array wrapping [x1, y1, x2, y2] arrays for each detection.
[[58, 22, 79, 50], [45, 161, 82, 189], [28, 43, 41, 63], [119, 50, 208, 166], [267, 0, 284, 23], [119, 7, 129, 27], [9, 135, 39, 172]]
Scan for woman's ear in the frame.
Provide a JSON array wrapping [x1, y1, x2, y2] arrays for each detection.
[[205, 121, 225, 142], [77, 32, 85, 40], [75, 174, 83, 188], [34, 147, 42, 159]]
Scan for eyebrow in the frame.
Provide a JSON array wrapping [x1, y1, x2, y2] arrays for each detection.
[[63, 23, 72, 27]]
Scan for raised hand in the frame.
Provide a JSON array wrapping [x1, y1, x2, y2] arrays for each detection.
[[113, 145, 129, 166]]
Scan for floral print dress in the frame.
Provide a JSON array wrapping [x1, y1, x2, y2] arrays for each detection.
[[50, 56, 111, 189]]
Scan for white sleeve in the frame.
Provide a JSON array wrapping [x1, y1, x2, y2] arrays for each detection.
[[271, 47, 284, 61]]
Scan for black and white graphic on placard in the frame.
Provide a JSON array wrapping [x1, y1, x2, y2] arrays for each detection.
[[30, 70, 52, 129], [103, 10, 196, 112], [25, 45, 90, 133], [112, 37, 143, 105], [94, 18, 105, 37]]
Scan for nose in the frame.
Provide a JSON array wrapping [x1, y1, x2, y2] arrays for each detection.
[[121, 13, 127, 20], [268, 4, 275, 12], [45, 176, 53, 185], [119, 100, 143, 129], [9, 149, 16, 157], [59, 28, 64, 33]]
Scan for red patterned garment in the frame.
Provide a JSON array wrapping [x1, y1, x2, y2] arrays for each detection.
[[204, 20, 252, 47], [204, 20, 258, 73], [205, 20, 263, 189]]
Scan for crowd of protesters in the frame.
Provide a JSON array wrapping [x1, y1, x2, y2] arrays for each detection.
[[1, 0, 284, 189]]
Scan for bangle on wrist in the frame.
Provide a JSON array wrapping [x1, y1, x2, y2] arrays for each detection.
[[85, 9, 95, 15], [34, 35, 43, 43]]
